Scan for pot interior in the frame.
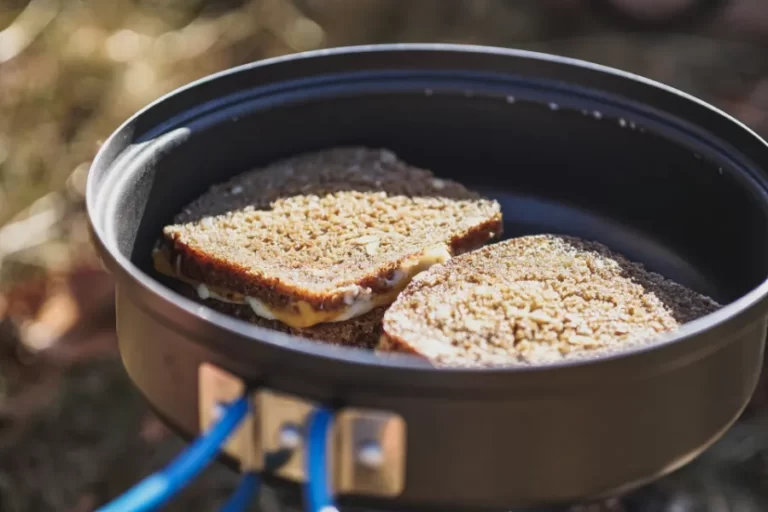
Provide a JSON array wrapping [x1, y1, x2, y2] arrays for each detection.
[[97, 63, 768, 315]]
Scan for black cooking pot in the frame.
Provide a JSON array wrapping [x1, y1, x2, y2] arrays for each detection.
[[87, 44, 768, 510]]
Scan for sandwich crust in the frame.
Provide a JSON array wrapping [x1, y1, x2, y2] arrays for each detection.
[[380, 234, 722, 367], [160, 147, 502, 324]]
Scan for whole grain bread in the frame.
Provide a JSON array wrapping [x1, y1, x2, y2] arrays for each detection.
[[161, 147, 502, 312], [380, 234, 722, 367]]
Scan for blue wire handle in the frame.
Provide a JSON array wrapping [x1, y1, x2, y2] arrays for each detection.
[[96, 395, 250, 512], [220, 472, 260, 512], [304, 408, 338, 512], [96, 395, 337, 512]]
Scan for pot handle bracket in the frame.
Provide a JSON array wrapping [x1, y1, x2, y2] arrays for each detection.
[[199, 362, 407, 501]]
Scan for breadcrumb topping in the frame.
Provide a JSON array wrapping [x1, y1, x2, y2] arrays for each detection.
[[161, 147, 501, 310], [381, 234, 721, 367]]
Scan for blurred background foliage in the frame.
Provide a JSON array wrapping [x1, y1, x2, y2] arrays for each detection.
[[0, 1, 767, 510], [0, 0, 767, 287]]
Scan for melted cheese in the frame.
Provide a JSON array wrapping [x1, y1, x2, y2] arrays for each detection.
[[152, 244, 451, 328]]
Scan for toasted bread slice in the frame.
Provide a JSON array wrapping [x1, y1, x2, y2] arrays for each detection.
[[157, 147, 502, 330], [380, 234, 721, 367]]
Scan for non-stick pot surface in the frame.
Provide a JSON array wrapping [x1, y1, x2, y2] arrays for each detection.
[[88, 45, 768, 509]]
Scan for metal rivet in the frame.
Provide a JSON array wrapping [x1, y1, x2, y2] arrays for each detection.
[[278, 424, 302, 450], [212, 402, 225, 421], [356, 441, 384, 468]]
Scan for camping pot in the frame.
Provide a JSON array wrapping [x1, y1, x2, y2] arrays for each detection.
[[87, 44, 768, 510]]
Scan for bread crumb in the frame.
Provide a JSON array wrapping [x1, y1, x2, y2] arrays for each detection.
[[365, 241, 379, 256]]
